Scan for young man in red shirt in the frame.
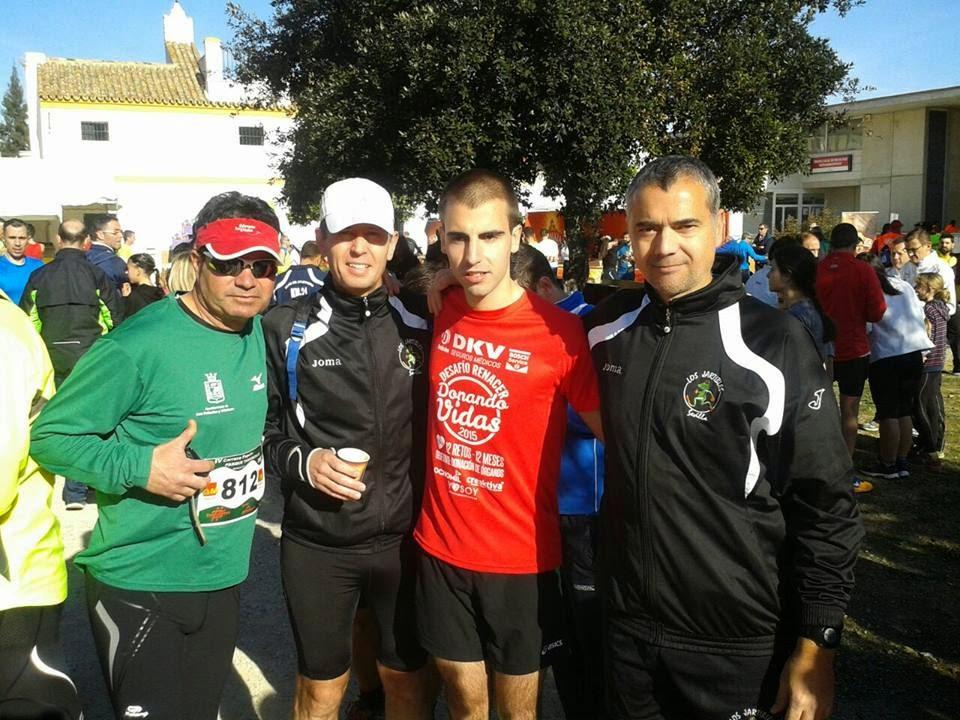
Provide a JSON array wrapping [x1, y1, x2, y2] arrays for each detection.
[[816, 222, 887, 493], [414, 169, 603, 719]]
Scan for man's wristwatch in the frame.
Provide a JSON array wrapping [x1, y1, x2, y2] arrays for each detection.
[[799, 624, 843, 649]]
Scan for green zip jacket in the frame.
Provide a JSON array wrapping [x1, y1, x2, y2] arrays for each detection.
[[30, 297, 268, 591]]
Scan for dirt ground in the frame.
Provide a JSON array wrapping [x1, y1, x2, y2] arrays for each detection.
[[55, 377, 960, 719]]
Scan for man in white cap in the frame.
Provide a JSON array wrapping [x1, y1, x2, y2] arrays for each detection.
[[31, 192, 282, 720], [262, 178, 435, 720]]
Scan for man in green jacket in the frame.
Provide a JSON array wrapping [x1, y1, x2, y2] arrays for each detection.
[[31, 192, 282, 720]]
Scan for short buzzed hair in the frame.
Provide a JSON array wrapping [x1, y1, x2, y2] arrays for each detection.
[[625, 156, 721, 216], [439, 169, 522, 229], [57, 220, 88, 246], [511, 243, 560, 290], [830, 222, 860, 249], [300, 240, 321, 260]]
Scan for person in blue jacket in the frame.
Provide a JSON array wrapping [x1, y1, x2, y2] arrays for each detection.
[[271, 240, 327, 305], [85, 214, 129, 290], [0, 219, 44, 304], [717, 234, 767, 282], [510, 243, 606, 719]]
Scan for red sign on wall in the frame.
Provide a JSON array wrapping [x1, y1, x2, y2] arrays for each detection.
[[810, 154, 853, 173]]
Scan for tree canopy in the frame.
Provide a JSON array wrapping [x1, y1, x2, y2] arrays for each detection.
[[0, 65, 29, 157], [229, 0, 860, 279]]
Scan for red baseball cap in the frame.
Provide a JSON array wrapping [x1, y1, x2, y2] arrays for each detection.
[[194, 217, 281, 260]]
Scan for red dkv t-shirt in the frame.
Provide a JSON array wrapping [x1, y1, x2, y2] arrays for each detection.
[[414, 289, 601, 574]]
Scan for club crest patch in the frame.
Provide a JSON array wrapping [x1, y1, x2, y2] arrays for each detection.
[[398, 338, 425, 375], [204, 372, 225, 404], [683, 370, 724, 421]]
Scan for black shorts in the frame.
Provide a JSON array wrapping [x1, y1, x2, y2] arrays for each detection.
[[416, 550, 564, 675], [281, 537, 425, 680], [605, 616, 792, 720], [85, 574, 240, 720], [834, 355, 870, 397], [0, 603, 81, 720], [869, 351, 923, 420]]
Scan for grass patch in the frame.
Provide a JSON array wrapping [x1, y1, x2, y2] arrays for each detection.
[[834, 371, 960, 718]]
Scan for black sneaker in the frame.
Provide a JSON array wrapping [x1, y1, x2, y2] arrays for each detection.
[[860, 461, 898, 480], [895, 458, 910, 479]]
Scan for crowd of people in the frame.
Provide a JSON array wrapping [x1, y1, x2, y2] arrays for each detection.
[[730, 216, 957, 493], [0, 154, 950, 720]]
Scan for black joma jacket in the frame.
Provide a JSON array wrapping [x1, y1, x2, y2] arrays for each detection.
[[586, 257, 862, 653], [263, 285, 431, 552]]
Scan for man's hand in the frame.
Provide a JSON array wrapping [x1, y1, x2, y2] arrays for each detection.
[[771, 638, 836, 720], [307, 449, 367, 502], [382, 271, 402, 297], [145, 420, 215, 502], [427, 269, 459, 315]]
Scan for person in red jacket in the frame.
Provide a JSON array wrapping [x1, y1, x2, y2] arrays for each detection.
[[816, 223, 887, 493], [870, 219, 903, 255]]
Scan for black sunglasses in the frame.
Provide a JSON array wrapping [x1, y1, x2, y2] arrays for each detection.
[[203, 252, 278, 279]]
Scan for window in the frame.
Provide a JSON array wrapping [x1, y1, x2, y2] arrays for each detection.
[[807, 118, 863, 154], [808, 123, 828, 154], [81, 121, 109, 141], [771, 192, 826, 231], [238, 126, 265, 146]]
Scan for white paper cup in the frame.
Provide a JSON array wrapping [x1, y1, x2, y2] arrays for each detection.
[[336, 448, 370, 484]]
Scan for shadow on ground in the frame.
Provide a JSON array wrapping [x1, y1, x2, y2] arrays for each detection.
[[834, 413, 960, 718]]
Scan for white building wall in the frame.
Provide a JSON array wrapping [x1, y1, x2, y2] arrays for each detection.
[[39, 105, 290, 178], [754, 103, 948, 230], [21, 102, 300, 256]]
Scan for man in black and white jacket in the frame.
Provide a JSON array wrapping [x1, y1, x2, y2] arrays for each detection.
[[262, 178, 433, 720], [587, 156, 862, 720]]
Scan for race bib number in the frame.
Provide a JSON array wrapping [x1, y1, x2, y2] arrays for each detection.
[[196, 447, 265, 526]]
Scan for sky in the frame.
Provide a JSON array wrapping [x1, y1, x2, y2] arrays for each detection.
[[0, 0, 957, 101]]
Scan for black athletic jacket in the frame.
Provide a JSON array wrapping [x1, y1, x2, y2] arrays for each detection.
[[262, 284, 431, 552], [19, 248, 123, 382], [586, 256, 862, 653]]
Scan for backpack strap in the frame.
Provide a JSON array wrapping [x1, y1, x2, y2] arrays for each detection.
[[286, 298, 314, 402]]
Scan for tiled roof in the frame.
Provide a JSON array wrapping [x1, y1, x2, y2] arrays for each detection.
[[38, 43, 223, 107]]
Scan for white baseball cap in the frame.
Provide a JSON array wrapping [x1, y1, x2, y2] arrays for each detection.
[[320, 178, 395, 235]]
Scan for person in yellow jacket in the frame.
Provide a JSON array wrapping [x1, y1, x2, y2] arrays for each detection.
[[0, 289, 81, 719]]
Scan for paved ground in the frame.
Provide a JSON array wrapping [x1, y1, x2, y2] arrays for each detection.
[[55, 372, 960, 719], [57, 478, 567, 719], [58, 481, 297, 720]]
